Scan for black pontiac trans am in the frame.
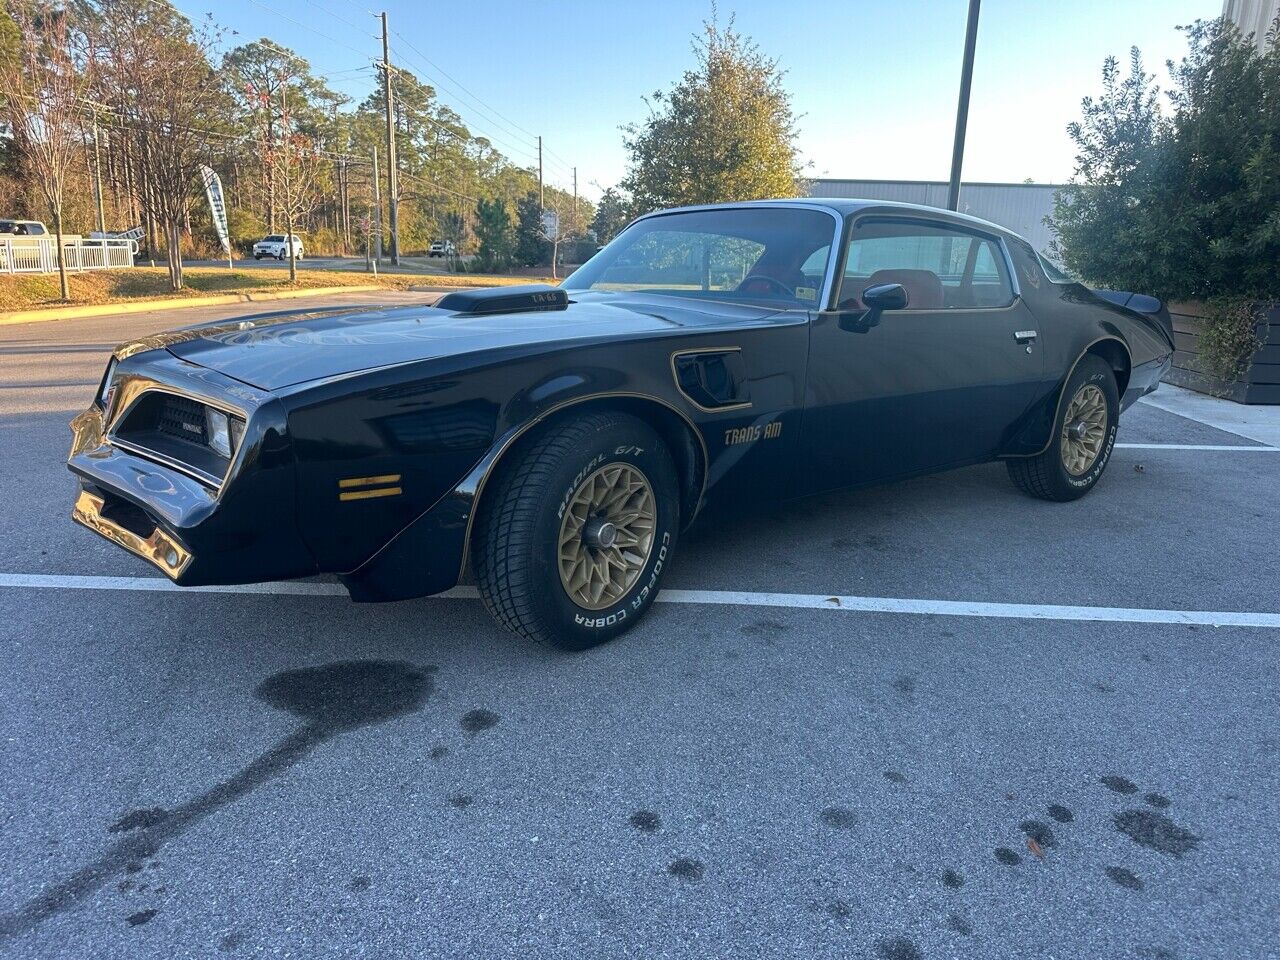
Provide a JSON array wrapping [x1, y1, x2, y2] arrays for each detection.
[[68, 200, 1174, 649]]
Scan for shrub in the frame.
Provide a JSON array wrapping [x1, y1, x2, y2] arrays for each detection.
[[1051, 17, 1280, 379]]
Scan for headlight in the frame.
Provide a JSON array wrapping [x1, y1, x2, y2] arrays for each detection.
[[204, 409, 247, 459], [97, 358, 117, 412], [205, 408, 231, 458]]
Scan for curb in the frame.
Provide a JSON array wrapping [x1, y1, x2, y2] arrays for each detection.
[[0, 285, 398, 326]]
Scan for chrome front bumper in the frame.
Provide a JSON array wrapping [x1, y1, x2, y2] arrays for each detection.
[[71, 487, 192, 578]]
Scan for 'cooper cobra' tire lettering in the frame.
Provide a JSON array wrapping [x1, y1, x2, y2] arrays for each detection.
[[475, 412, 680, 651]]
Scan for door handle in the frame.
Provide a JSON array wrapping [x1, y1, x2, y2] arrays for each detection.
[[1014, 330, 1038, 344]]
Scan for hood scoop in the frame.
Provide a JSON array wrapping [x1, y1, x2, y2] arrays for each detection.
[[435, 284, 568, 315]]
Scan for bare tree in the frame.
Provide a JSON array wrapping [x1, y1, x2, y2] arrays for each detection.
[[540, 190, 587, 281], [0, 2, 92, 300], [248, 68, 321, 282], [84, 0, 228, 290]]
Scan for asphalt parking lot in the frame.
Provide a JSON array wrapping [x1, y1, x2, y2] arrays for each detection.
[[2, 297, 1278, 959]]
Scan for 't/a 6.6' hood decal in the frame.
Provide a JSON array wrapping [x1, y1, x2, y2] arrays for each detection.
[[161, 296, 786, 391]]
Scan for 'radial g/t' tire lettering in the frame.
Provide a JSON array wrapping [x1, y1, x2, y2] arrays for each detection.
[[473, 411, 680, 650]]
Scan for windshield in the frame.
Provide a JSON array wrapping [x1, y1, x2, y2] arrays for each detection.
[[564, 207, 836, 308], [263, 235, 285, 242]]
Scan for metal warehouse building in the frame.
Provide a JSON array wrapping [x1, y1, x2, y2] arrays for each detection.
[[807, 179, 1062, 254]]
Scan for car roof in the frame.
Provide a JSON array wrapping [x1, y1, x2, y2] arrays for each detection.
[[634, 197, 1025, 244]]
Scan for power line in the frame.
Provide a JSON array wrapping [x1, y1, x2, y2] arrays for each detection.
[[243, 0, 378, 62], [386, 27, 577, 182], [388, 28, 539, 148], [398, 169, 477, 204]]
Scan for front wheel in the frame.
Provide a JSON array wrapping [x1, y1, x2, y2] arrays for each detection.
[[474, 411, 680, 650], [1007, 353, 1118, 502]]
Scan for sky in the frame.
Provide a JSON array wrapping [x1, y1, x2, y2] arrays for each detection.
[[187, 0, 1221, 201]]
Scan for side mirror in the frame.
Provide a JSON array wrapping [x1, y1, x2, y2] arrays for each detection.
[[838, 282, 908, 332], [862, 282, 909, 313]]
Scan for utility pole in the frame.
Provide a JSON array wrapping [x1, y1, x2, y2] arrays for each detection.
[[91, 120, 106, 234], [380, 11, 400, 265], [947, 0, 981, 212], [537, 135, 544, 208], [572, 166, 578, 218], [372, 145, 383, 263]]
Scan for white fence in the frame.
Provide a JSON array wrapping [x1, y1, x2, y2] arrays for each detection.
[[0, 237, 138, 275]]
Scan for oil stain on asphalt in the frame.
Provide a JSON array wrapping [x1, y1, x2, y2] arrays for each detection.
[[820, 807, 858, 829], [875, 935, 923, 960], [1047, 804, 1074, 823], [1101, 775, 1139, 794], [1113, 810, 1200, 857], [460, 708, 500, 734], [994, 846, 1022, 866], [667, 858, 704, 881], [0, 660, 435, 942], [628, 810, 661, 833], [947, 912, 973, 935], [1019, 820, 1058, 849], [1106, 866, 1145, 890]]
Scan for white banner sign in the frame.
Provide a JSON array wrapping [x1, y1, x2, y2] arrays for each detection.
[[199, 165, 232, 257]]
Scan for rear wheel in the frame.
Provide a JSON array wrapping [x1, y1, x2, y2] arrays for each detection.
[[474, 411, 680, 650], [1007, 354, 1118, 502]]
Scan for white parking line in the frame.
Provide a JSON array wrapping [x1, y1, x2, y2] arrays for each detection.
[[2, 573, 1278, 629], [1115, 442, 1278, 451]]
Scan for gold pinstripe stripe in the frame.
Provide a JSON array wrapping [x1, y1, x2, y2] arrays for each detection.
[[339, 486, 403, 502], [338, 474, 401, 489]]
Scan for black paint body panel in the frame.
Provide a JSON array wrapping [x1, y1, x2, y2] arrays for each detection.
[[66, 199, 1173, 600]]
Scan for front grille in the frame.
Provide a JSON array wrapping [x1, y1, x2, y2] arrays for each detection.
[[111, 390, 242, 486], [155, 395, 208, 446]]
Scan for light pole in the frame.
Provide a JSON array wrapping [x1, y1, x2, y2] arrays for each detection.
[[947, 0, 981, 212]]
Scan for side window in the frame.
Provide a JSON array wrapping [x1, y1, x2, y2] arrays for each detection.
[[838, 219, 1014, 311], [26, 223, 45, 236]]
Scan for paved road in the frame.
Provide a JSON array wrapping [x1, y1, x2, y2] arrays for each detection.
[[182, 256, 460, 276], [1, 300, 1277, 959]]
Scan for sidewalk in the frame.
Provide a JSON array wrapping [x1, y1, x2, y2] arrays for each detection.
[[1141, 383, 1280, 448]]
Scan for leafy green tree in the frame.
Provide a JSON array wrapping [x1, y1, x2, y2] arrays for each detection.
[[590, 186, 631, 244], [1052, 19, 1280, 302], [474, 196, 514, 271], [514, 190, 545, 266], [0, 2, 19, 76], [1051, 17, 1280, 380], [621, 16, 804, 213], [1048, 48, 1171, 294], [1162, 18, 1280, 300]]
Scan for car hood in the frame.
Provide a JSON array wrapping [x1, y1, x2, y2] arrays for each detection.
[[136, 293, 789, 391]]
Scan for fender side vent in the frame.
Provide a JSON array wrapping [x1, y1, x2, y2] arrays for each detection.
[[436, 284, 568, 315], [672, 349, 751, 411]]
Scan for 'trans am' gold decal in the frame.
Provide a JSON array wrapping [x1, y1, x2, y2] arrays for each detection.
[[724, 422, 782, 446]]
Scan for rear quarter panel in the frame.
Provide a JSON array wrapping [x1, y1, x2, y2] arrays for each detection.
[[1000, 239, 1172, 456]]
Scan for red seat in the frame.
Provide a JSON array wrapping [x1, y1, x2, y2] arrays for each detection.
[[854, 269, 944, 310]]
